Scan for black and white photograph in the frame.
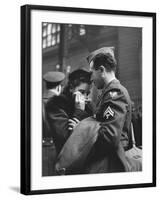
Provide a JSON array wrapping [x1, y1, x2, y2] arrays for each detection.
[[20, 5, 156, 195], [42, 23, 142, 177]]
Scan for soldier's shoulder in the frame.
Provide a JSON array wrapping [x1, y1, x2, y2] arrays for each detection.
[[103, 88, 122, 101], [103, 82, 127, 102], [109, 80, 129, 97]]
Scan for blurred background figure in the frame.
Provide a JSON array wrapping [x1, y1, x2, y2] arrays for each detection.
[[43, 71, 65, 104], [42, 71, 65, 176]]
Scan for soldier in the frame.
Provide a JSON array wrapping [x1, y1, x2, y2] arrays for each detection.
[[43, 71, 65, 104], [42, 71, 65, 176], [43, 71, 65, 141], [84, 47, 133, 173]]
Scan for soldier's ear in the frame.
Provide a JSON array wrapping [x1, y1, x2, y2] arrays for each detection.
[[99, 65, 105, 72], [99, 65, 106, 75]]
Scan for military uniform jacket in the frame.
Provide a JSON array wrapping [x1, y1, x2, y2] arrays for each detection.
[[96, 79, 132, 149], [85, 79, 132, 173]]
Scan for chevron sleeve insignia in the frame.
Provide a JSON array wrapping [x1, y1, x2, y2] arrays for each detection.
[[103, 106, 115, 120]]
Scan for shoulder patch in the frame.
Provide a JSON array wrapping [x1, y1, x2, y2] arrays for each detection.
[[109, 91, 118, 98], [103, 106, 114, 119]]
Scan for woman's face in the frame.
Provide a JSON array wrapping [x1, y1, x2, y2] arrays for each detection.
[[72, 82, 90, 98]]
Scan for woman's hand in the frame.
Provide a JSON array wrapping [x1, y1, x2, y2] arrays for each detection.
[[74, 91, 86, 111], [68, 118, 80, 131]]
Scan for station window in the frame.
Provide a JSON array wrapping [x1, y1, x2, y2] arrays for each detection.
[[42, 23, 60, 49]]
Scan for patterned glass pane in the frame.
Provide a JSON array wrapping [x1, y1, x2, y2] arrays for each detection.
[[47, 34, 52, 47], [52, 25, 56, 33], [43, 28, 47, 37], [57, 34, 60, 43], [47, 24, 52, 35], [57, 24, 60, 31], [52, 36, 56, 46], [43, 39, 47, 48]]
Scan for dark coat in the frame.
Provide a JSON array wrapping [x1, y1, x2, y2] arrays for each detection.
[[42, 90, 56, 139], [44, 93, 92, 154]]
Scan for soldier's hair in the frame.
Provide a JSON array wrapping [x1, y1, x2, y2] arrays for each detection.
[[92, 53, 117, 72]]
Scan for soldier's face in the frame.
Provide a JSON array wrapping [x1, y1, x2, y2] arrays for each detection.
[[90, 61, 104, 89]]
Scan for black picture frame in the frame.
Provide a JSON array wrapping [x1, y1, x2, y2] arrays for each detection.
[[21, 4, 156, 195]]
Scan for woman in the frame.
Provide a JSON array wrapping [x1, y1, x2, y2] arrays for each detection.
[[45, 69, 93, 154]]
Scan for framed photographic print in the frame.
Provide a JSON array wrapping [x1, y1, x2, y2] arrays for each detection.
[[21, 4, 156, 195]]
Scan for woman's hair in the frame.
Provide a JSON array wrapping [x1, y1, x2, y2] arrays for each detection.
[[63, 69, 91, 97]]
